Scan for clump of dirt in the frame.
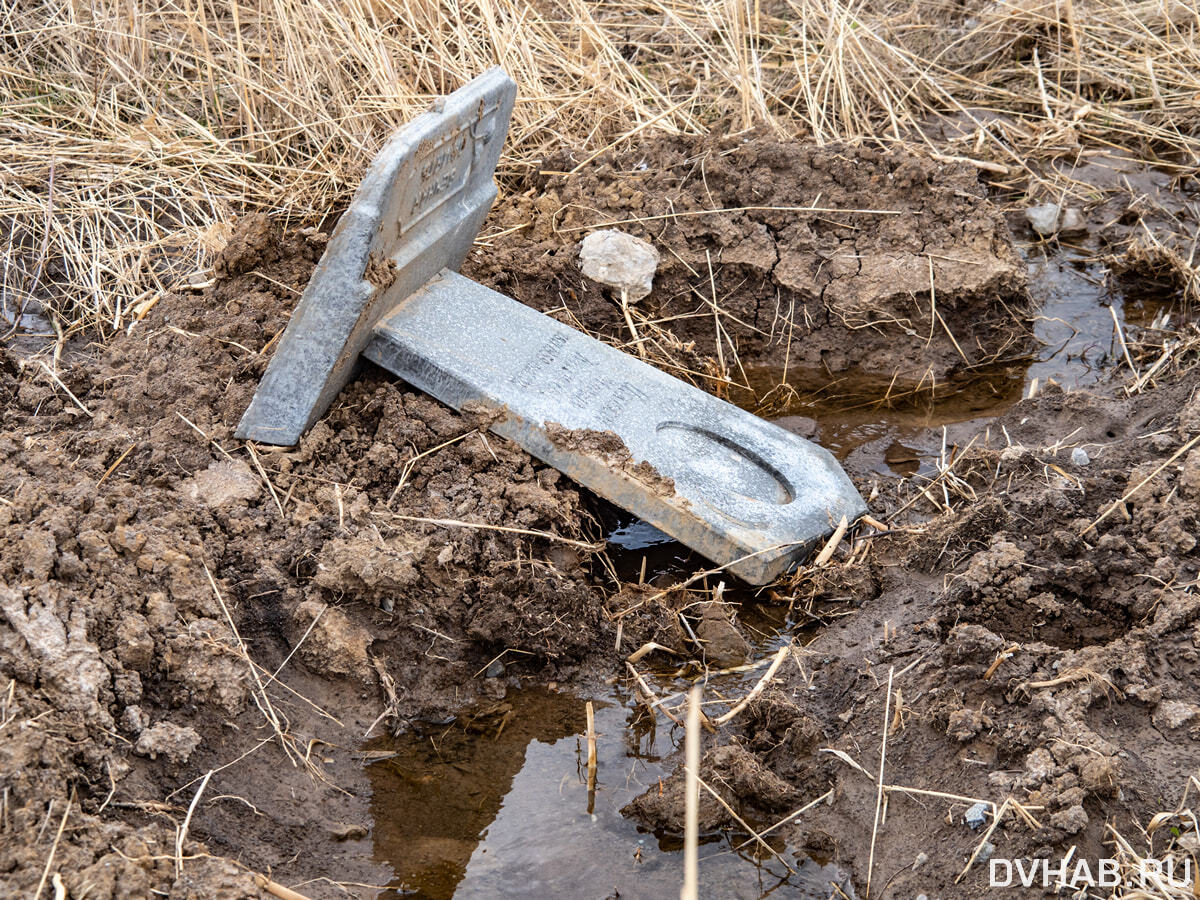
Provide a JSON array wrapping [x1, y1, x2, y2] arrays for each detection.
[[545, 423, 675, 496], [624, 741, 801, 833], [470, 134, 1030, 391]]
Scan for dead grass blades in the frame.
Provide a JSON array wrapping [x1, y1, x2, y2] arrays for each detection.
[[3, 0, 1198, 341]]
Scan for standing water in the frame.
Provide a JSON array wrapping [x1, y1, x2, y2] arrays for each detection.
[[367, 687, 850, 899]]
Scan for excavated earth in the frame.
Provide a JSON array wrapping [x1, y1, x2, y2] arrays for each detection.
[[2, 134, 1198, 899]]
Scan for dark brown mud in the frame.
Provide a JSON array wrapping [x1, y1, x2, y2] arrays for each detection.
[[2, 134, 1198, 900]]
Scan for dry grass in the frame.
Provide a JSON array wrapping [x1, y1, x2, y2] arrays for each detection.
[[1099, 774, 1200, 899], [2, 0, 1198, 338]]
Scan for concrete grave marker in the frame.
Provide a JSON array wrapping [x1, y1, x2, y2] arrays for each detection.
[[236, 68, 868, 584]]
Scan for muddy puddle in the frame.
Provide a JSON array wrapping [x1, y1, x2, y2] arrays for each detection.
[[723, 246, 1189, 480], [366, 685, 850, 899]]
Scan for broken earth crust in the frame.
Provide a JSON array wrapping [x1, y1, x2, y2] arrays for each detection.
[[1, 135, 1197, 899]]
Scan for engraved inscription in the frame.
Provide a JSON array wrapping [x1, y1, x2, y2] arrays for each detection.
[[511, 333, 568, 391], [596, 380, 647, 426], [509, 333, 648, 428], [399, 125, 472, 233], [397, 100, 502, 234]]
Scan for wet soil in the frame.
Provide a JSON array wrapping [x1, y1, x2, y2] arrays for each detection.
[[2, 134, 1199, 899]]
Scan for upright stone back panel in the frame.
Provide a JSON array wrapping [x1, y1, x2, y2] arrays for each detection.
[[236, 68, 516, 445]]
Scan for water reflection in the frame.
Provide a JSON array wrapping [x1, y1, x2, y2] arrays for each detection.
[[367, 688, 851, 899]]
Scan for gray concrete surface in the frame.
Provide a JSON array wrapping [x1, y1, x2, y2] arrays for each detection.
[[235, 67, 517, 444], [365, 271, 866, 584]]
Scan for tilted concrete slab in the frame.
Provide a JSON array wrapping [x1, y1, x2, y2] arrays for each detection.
[[236, 68, 517, 445], [365, 272, 866, 584], [235, 67, 869, 583]]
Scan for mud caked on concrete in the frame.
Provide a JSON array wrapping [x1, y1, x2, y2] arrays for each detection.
[[235, 68, 867, 584]]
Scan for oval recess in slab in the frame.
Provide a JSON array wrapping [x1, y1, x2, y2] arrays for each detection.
[[655, 421, 794, 508]]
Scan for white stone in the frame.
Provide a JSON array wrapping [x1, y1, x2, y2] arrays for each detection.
[[179, 460, 261, 508], [1071, 447, 1090, 466], [1024, 203, 1061, 236], [578, 229, 659, 302], [1058, 207, 1087, 233]]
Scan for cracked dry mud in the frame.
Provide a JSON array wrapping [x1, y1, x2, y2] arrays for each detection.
[[2, 136, 1198, 899]]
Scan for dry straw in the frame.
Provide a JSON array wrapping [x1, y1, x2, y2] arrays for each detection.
[[2, 0, 1198, 340]]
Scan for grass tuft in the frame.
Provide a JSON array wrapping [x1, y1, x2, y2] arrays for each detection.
[[2, 0, 1198, 337]]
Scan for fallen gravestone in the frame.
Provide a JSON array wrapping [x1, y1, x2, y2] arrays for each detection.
[[236, 68, 867, 584]]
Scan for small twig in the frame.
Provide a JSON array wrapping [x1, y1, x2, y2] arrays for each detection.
[[729, 789, 834, 853], [33, 794, 71, 900], [176, 770, 212, 879], [1109, 304, 1138, 377], [928, 152, 1008, 175], [1032, 46, 1054, 120], [681, 685, 700, 900], [697, 775, 795, 874], [713, 644, 789, 726], [97, 443, 136, 487], [203, 565, 295, 766], [390, 514, 602, 551], [626, 662, 684, 727], [956, 798, 1012, 883], [585, 700, 597, 813], [253, 873, 318, 900], [246, 443, 285, 518], [813, 515, 849, 567], [1081, 434, 1200, 535], [983, 644, 1020, 680], [866, 667, 895, 898], [625, 641, 679, 664], [35, 360, 92, 417]]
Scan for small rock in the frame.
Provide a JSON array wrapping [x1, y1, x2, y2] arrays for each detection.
[[964, 801, 990, 829], [977, 840, 996, 863], [1058, 207, 1087, 233], [1050, 804, 1088, 835], [1070, 447, 1090, 466], [1024, 203, 1087, 237], [1153, 699, 1200, 730], [291, 600, 374, 679], [694, 602, 750, 667], [1025, 203, 1061, 236], [134, 721, 201, 764], [913, 852, 928, 870], [485, 658, 506, 678], [329, 823, 369, 841], [579, 230, 659, 301], [1024, 747, 1056, 783], [121, 705, 148, 734], [179, 460, 261, 509]]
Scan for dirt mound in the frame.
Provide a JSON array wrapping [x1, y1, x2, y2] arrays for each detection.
[[3, 136, 1196, 900], [0, 214, 610, 897], [470, 135, 1029, 392]]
